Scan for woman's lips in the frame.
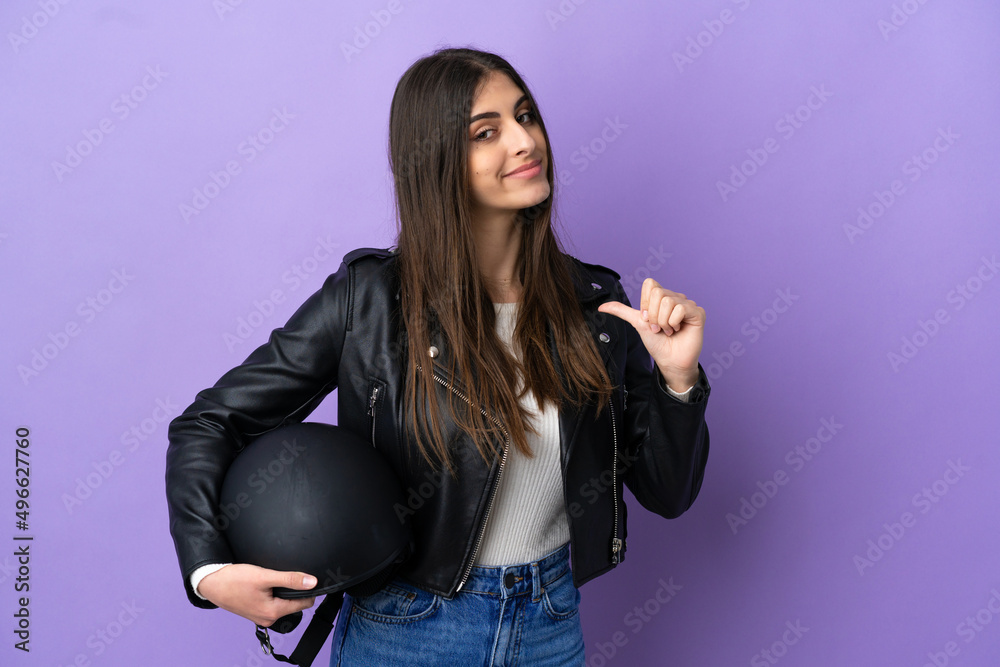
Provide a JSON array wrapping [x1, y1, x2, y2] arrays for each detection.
[[505, 159, 542, 178]]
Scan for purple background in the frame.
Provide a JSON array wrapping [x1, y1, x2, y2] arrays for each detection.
[[3, 1, 999, 665]]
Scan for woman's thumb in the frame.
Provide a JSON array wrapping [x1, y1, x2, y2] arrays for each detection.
[[273, 570, 317, 590]]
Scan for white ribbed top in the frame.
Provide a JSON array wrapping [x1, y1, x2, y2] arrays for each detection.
[[473, 301, 570, 566]]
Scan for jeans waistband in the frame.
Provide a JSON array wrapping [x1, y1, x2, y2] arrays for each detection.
[[460, 542, 570, 600]]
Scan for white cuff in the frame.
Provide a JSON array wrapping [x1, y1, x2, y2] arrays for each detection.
[[664, 384, 693, 403], [190, 562, 232, 601]]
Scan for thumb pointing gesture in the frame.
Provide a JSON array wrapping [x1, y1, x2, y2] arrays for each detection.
[[597, 278, 705, 392]]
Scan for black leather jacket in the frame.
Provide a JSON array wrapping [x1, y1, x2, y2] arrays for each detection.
[[165, 247, 710, 608]]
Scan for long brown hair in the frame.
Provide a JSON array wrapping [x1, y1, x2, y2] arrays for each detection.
[[389, 46, 613, 472]]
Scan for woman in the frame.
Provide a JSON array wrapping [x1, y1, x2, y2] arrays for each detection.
[[165, 47, 711, 666]]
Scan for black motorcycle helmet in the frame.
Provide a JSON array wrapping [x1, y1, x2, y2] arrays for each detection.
[[219, 422, 413, 665]]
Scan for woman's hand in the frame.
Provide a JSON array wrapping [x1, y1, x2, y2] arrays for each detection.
[[197, 563, 318, 627], [597, 278, 705, 392]]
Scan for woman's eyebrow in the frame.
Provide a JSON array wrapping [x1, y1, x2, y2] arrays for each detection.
[[469, 94, 529, 123]]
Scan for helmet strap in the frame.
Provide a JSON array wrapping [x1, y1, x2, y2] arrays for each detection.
[[253, 593, 346, 666]]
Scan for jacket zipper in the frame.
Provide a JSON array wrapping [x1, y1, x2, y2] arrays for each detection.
[[416, 363, 510, 592], [609, 396, 622, 564], [367, 383, 381, 445]]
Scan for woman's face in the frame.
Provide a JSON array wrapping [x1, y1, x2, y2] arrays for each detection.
[[467, 72, 550, 222]]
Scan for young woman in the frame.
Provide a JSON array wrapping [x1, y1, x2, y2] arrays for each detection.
[[165, 47, 711, 666]]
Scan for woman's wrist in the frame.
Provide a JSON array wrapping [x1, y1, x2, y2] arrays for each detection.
[[657, 365, 699, 394], [191, 562, 232, 600]]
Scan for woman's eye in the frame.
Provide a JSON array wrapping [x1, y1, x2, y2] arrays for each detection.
[[472, 111, 533, 142]]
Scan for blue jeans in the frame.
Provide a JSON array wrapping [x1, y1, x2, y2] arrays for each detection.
[[328, 543, 585, 666]]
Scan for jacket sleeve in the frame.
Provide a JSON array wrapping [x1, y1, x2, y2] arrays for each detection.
[[615, 280, 711, 520], [164, 263, 351, 608]]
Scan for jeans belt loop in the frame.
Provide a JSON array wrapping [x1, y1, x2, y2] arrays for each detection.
[[531, 561, 542, 601]]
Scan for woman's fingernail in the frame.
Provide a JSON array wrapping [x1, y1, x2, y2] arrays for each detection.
[[650, 323, 661, 333], [303, 575, 317, 587], [641, 310, 649, 321]]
